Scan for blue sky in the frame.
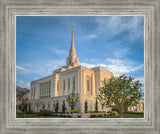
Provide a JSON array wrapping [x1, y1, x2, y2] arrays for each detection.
[[16, 16, 144, 90]]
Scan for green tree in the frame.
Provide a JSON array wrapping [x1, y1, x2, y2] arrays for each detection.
[[67, 91, 79, 110], [28, 102, 32, 111], [84, 100, 88, 113], [97, 75, 143, 118], [95, 98, 98, 112], [55, 100, 59, 113], [18, 99, 28, 112], [35, 100, 40, 112], [62, 100, 66, 113]]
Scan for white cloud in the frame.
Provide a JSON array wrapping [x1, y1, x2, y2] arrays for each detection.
[[95, 16, 144, 42], [16, 59, 66, 76], [113, 48, 130, 58], [48, 48, 68, 57], [81, 58, 143, 77], [80, 63, 96, 68], [85, 34, 98, 40], [135, 77, 144, 84]]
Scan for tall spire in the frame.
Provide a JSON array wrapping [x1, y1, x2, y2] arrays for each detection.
[[66, 27, 79, 67], [69, 27, 77, 56]]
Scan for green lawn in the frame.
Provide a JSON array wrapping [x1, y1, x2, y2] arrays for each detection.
[[17, 113, 144, 118], [16, 114, 66, 118], [105, 113, 144, 118]]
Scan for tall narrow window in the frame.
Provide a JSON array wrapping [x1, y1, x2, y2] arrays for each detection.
[[40, 82, 51, 99], [31, 89, 32, 99], [34, 88, 35, 98], [73, 77, 75, 91], [57, 80, 59, 96], [68, 79, 70, 90], [87, 80, 90, 91], [49, 83, 51, 97], [63, 80, 65, 95]]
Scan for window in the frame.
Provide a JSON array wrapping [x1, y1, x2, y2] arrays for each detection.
[[48, 101, 50, 108], [63, 80, 65, 91], [57, 80, 59, 96], [73, 77, 75, 91], [53, 101, 55, 108], [31, 89, 32, 99], [102, 104, 104, 110], [40, 82, 51, 99], [68, 79, 70, 90], [87, 80, 90, 91]]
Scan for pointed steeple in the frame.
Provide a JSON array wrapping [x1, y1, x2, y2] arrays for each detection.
[[66, 27, 79, 67], [69, 27, 77, 57]]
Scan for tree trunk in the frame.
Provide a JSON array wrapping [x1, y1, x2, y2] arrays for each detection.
[[120, 112, 123, 118]]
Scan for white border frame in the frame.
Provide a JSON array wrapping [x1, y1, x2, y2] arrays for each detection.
[[0, 0, 160, 134]]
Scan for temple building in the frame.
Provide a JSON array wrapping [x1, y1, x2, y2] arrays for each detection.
[[29, 28, 143, 113]]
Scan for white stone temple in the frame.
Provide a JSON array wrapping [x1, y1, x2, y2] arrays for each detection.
[[29, 28, 143, 113]]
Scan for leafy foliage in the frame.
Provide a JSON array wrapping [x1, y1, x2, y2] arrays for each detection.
[[62, 100, 66, 113], [17, 99, 28, 112], [84, 100, 88, 113], [97, 75, 143, 118], [70, 109, 80, 113], [55, 100, 59, 113], [95, 98, 98, 111], [67, 91, 79, 110]]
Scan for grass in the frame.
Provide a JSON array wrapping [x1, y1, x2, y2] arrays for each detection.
[[17, 113, 144, 118], [16, 114, 68, 118], [105, 113, 144, 118]]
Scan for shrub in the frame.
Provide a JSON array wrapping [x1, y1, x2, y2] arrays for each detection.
[[26, 110, 33, 114], [127, 111, 144, 115], [70, 110, 80, 113], [90, 113, 97, 118], [86, 110, 94, 113], [97, 113, 104, 117], [112, 111, 118, 115], [98, 111, 107, 113], [40, 110, 53, 116], [91, 113, 107, 118], [103, 113, 108, 117]]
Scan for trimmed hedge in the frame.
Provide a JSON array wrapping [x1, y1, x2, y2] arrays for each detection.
[[70, 110, 80, 113], [90, 113, 108, 118], [86, 110, 94, 113], [126, 111, 144, 115]]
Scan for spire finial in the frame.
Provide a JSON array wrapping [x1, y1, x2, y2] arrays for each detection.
[[72, 27, 74, 32], [66, 27, 79, 67]]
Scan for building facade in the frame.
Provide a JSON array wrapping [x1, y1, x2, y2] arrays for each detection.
[[29, 28, 143, 113]]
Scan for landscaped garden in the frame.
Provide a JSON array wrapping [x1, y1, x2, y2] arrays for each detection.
[[16, 75, 144, 118], [16, 110, 144, 118]]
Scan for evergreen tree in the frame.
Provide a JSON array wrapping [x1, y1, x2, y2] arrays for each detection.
[[62, 100, 66, 113], [84, 100, 88, 113], [95, 98, 98, 111], [55, 100, 59, 113]]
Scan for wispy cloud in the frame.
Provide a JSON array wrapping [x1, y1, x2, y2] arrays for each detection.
[[16, 59, 66, 76], [84, 34, 98, 40], [95, 16, 144, 42], [135, 77, 144, 84], [81, 58, 143, 77], [16, 79, 30, 89], [113, 48, 130, 58], [48, 48, 68, 57]]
